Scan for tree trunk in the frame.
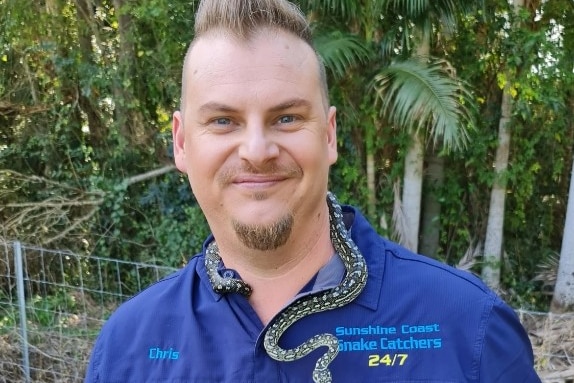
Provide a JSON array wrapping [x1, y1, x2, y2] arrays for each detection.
[[75, 0, 106, 147], [481, 98, 511, 289], [366, 151, 376, 218], [112, 0, 146, 144], [401, 31, 430, 252], [420, 149, 444, 257], [481, 0, 524, 290], [364, 118, 377, 218], [45, 0, 58, 14], [402, 133, 424, 251], [551, 155, 574, 312]]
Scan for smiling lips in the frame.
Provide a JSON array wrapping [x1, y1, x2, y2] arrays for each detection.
[[232, 174, 289, 189], [219, 163, 303, 189]]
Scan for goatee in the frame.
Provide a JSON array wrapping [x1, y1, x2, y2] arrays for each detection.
[[232, 214, 294, 250]]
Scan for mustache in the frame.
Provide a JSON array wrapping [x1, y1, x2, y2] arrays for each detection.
[[217, 162, 303, 185]]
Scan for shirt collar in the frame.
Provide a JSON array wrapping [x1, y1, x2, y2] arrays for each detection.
[[198, 205, 384, 311]]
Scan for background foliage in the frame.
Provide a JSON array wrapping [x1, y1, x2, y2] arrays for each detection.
[[1, 0, 573, 311]]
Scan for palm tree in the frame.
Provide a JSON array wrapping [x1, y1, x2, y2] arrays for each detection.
[[373, 58, 473, 249], [481, 0, 525, 289], [303, 0, 387, 219], [301, 0, 477, 252]]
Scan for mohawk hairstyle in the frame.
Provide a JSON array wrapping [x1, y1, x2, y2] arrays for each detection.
[[180, 0, 329, 110], [194, 0, 312, 45]]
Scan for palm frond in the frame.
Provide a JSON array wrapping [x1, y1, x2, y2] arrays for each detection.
[[532, 252, 559, 290], [315, 31, 372, 80], [299, 0, 361, 21], [456, 240, 482, 272], [387, 0, 481, 19], [390, 0, 428, 17], [372, 57, 475, 151], [383, 0, 484, 39]]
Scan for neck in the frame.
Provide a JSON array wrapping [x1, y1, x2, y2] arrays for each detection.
[[214, 206, 333, 324], [243, 244, 332, 325]]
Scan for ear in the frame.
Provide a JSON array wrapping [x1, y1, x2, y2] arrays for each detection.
[[172, 111, 187, 172], [326, 106, 338, 165]]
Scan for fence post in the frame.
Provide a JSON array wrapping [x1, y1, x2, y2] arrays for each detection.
[[14, 241, 31, 383]]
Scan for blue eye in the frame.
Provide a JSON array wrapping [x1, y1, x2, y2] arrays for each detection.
[[278, 115, 295, 124], [214, 118, 231, 125]]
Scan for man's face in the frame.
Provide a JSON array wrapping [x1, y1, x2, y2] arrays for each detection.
[[173, 29, 337, 249]]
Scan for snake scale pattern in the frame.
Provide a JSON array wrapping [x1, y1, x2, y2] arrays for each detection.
[[205, 192, 368, 383]]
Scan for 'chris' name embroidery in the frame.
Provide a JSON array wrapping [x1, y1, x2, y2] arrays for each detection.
[[149, 347, 180, 360]]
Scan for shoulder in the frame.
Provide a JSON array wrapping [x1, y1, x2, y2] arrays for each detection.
[[96, 256, 203, 340], [347, 206, 539, 381], [386, 239, 490, 294], [347, 205, 490, 297], [85, 257, 204, 381], [348, 205, 511, 336]]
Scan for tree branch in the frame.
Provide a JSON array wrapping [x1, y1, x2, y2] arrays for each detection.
[[124, 164, 177, 186]]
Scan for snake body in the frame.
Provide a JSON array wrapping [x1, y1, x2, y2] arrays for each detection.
[[205, 192, 368, 383]]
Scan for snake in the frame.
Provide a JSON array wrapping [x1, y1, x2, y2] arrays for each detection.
[[204, 192, 368, 383]]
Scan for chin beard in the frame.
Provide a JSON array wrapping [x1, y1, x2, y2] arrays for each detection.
[[232, 214, 294, 251]]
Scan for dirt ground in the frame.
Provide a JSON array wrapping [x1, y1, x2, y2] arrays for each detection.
[[519, 310, 574, 382]]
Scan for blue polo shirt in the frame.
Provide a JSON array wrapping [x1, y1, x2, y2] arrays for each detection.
[[85, 206, 541, 382]]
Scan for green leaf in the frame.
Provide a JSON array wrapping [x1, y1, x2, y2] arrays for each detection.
[[373, 57, 475, 150], [315, 31, 372, 79]]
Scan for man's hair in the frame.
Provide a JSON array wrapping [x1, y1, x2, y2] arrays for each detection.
[[194, 0, 312, 44], [181, 0, 329, 109]]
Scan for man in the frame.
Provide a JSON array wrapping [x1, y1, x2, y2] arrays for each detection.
[[85, 0, 541, 382]]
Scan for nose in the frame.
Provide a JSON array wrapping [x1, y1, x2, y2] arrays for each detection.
[[238, 122, 279, 167]]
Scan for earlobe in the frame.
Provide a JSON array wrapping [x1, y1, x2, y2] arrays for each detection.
[[327, 106, 338, 164], [172, 111, 187, 172]]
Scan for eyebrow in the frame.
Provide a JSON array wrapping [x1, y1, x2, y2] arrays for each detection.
[[198, 102, 238, 114], [268, 98, 312, 113], [197, 98, 312, 115]]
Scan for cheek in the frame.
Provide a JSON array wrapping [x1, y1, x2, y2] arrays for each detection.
[[185, 137, 232, 187], [282, 133, 332, 171]]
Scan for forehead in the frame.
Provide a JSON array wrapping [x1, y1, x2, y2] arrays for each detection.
[[188, 28, 315, 67], [183, 30, 322, 102]]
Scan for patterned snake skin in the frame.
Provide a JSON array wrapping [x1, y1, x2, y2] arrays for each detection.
[[205, 192, 368, 383]]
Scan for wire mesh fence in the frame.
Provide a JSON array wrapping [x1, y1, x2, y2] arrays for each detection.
[[0, 240, 177, 383], [0, 240, 572, 382]]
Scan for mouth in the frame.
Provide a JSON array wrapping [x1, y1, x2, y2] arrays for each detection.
[[219, 163, 303, 191], [232, 174, 288, 189]]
